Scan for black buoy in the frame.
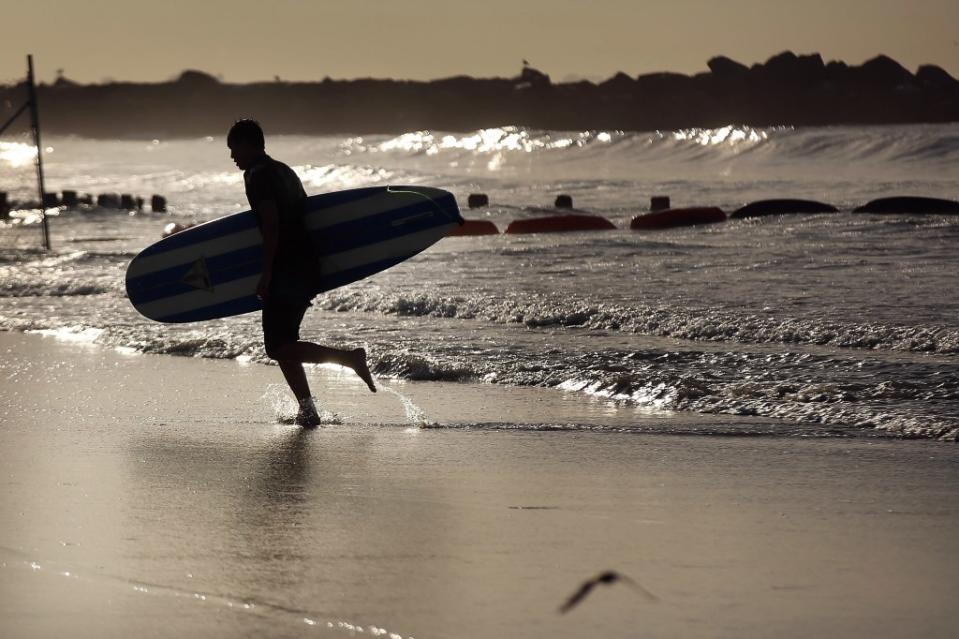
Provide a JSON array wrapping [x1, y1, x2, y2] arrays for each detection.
[[731, 199, 838, 219], [650, 196, 670, 211], [151, 195, 167, 213], [555, 194, 573, 209], [467, 193, 489, 209], [853, 196, 959, 214], [61, 190, 78, 208], [97, 193, 120, 208]]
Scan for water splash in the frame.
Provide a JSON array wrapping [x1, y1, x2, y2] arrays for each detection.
[[379, 385, 439, 428], [259, 384, 342, 426]]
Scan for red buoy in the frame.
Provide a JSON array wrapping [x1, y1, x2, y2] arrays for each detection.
[[630, 207, 726, 230], [505, 214, 616, 234], [446, 219, 500, 236]]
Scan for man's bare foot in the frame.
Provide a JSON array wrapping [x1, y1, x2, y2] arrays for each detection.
[[351, 348, 377, 393], [294, 399, 322, 428], [294, 410, 321, 428]]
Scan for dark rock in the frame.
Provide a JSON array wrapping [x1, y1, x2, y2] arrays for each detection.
[[753, 51, 826, 86], [517, 65, 550, 89], [708, 56, 749, 77], [120, 194, 136, 209], [916, 65, 959, 89], [61, 190, 78, 207], [635, 72, 695, 93], [824, 60, 850, 83], [52, 76, 80, 88], [856, 55, 915, 87], [176, 70, 219, 86], [3, 52, 956, 138], [554, 194, 573, 209], [42, 192, 60, 207], [599, 72, 636, 91]]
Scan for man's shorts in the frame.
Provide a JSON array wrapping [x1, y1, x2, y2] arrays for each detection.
[[262, 298, 311, 356]]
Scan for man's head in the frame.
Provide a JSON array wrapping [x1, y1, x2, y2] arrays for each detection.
[[227, 118, 265, 170]]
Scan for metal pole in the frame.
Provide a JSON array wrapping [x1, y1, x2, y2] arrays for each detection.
[[27, 55, 51, 250]]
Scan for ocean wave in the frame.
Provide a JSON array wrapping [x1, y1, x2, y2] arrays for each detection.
[[559, 374, 959, 441], [0, 279, 113, 297], [5, 316, 957, 440], [368, 346, 959, 441], [316, 291, 959, 355], [417, 421, 868, 438], [345, 124, 959, 171], [372, 351, 478, 382]]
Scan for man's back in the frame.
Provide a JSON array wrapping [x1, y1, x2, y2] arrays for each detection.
[[243, 154, 317, 300]]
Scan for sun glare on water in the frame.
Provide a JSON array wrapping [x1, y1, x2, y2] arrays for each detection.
[[672, 125, 776, 146], [0, 141, 38, 168], [371, 126, 620, 156]]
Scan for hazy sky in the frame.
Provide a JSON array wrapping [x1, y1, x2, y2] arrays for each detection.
[[3, 0, 957, 83]]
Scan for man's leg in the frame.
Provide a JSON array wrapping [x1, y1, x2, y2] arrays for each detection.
[[263, 299, 376, 428], [277, 359, 312, 402], [264, 301, 323, 427], [273, 342, 376, 393]]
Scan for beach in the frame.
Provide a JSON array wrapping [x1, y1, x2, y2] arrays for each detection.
[[2, 329, 957, 638]]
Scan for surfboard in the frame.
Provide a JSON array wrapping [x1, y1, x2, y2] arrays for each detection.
[[125, 185, 463, 323]]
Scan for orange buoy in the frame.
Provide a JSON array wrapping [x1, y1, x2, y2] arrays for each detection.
[[630, 207, 726, 230], [505, 214, 616, 234], [447, 219, 500, 236]]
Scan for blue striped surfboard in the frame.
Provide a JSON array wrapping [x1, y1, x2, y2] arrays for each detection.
[[125, 186, 463, 323]]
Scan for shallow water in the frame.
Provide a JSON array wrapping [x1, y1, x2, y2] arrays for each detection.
[[1, 124, 958, 439]]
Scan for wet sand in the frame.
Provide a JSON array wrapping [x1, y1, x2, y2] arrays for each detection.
[[1, 330, 957, 638]]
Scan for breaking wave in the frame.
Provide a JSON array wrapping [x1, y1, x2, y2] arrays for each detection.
[[316, 291, 959, 355], [347, 124, 959, 170]]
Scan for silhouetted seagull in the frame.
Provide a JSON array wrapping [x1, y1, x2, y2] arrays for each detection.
[[558, 570, 658, 614]]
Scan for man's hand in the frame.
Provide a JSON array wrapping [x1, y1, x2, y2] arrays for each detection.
[[256, 271, 272, 301]]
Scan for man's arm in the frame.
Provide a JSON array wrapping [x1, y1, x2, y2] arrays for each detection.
[[256, 200, 280, 300]]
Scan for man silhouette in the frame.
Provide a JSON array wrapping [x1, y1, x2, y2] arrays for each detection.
[[228, 119, 376, 427]]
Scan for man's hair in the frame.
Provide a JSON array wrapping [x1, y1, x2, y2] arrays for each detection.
[[227, 118, 265, 149]]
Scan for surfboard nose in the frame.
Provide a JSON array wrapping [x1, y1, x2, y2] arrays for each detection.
[[387, 185, 464, 225]]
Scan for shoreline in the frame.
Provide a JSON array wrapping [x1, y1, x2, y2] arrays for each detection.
[[1, 330, 958, 638], [6, 324, 951, 440]]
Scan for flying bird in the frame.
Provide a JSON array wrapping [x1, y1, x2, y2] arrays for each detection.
[[558, 570, 658, 614]]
